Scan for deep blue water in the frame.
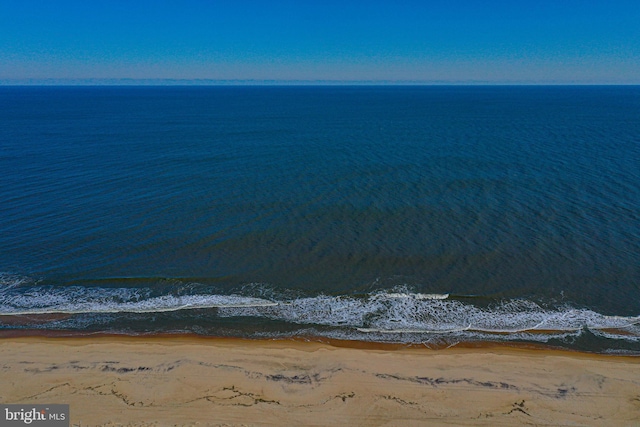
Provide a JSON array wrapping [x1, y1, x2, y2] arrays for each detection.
[[1, 86, 639, 352]]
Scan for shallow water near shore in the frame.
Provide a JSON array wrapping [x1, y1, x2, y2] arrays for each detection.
[[1, 86, 639, 352]]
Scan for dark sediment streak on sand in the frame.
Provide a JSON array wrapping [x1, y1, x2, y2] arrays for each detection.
[[1, 335, 639, 426]]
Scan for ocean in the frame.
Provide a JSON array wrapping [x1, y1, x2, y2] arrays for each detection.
[[1, 85, 639, 353]]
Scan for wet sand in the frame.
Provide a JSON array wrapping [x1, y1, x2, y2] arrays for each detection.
[[1, 336, 639, 426]]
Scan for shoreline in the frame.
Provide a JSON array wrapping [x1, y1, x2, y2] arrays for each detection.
[[2, 328, 640, 356], [2, 335, 639, 426]]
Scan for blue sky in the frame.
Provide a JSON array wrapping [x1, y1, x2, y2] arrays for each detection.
[[1, 0, 639, 83]]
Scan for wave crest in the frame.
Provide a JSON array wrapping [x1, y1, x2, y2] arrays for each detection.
[[1, 282, 638, 344]]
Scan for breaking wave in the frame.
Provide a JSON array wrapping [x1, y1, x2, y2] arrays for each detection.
[[1, 276, 638, 348]]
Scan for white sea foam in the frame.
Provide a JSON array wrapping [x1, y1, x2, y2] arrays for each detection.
[[217, 291, 640, 341], [0, 273, 36, 290], [357, 326, 472, 333], [0, 286, 277, 315], [375, 292, 449, 300], [1, 284, 639, 342]]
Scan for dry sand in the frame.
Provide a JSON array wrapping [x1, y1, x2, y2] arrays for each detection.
[[1, 336, 639, 426]]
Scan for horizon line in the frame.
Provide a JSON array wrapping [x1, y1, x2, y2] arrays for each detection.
[[1, 78, 639, 87]]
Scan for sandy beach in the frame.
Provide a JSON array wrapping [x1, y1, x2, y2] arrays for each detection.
[[0, 336, 639, 426]]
